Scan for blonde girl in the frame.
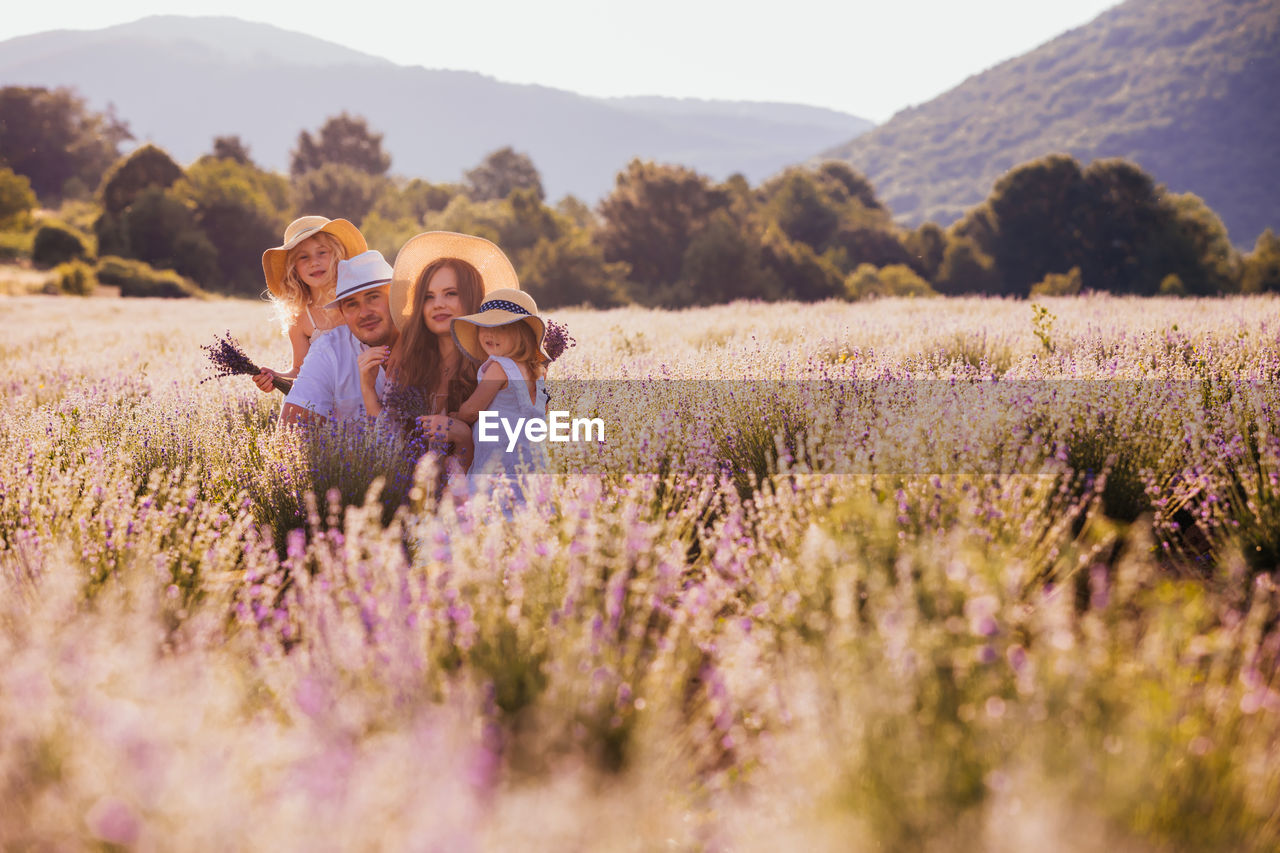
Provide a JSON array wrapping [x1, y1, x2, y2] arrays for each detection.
[[253, 216, 368, 392]]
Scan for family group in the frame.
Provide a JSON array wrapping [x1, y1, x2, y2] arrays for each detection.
[[252, 216, 561, 503]]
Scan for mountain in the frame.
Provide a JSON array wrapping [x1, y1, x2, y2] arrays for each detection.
[[0, 15, 873, 202], [821, 0, 1279, 244]]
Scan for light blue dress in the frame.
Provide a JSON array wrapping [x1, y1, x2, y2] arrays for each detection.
[[469, 356, 548, 508]]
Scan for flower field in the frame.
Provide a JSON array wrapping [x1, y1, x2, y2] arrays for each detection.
[[2, 293, 1279, 850]]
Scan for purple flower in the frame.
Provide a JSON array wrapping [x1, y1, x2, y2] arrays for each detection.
[[200, 332, 291, 393], [543, 319, 577, 361], [86, 797, 140, 845]]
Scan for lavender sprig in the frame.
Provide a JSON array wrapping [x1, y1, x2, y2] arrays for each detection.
[[382, 383, 431, 425], [201, 332, 293, 394], [544, 319, 576, 362]]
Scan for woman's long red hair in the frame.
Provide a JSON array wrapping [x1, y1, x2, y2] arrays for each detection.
[[387, 258, 484, 414]]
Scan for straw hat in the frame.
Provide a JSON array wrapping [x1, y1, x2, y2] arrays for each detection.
[[390, 231, 520, 330], [451, 288, 548, 364], [322, 250, 394, 310], [262, 216, 367, 298]]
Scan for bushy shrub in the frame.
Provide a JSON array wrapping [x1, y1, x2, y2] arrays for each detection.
[[844, 263, 936, 300], [1030, 266, 1083, 296], [55, 259, 97, 295], [1159, 273, 1187, 296], [0, 165, 37, 230], [32, 221, 89, 267], [95, 255, 205, 299], [0, 229, 32, 261]]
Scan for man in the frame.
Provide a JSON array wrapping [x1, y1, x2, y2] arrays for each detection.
[[280, 250, 398, 426]]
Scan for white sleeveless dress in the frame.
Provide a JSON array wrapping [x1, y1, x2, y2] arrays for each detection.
[[468, 356, 548, 508], [305, 305, 336, 342]]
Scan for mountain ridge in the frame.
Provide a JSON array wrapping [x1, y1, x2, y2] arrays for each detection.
[[0, 15, 873, 202], [821, 0, 1279, 243]]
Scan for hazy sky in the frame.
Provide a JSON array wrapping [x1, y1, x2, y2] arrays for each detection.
[[0, 1, 1120, 122]]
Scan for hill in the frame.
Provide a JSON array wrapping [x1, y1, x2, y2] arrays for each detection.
[[0, 15, 873, 202], [821, 0, 1279, 244]]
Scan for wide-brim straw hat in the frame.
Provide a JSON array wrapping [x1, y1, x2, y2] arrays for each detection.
[[262, 216, 367, 298], [451, 288, 548, 364], [390, 231, 520, 330]]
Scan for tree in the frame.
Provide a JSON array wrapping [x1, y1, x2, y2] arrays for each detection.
[[597, 160, 729, 293], [94, 144, 186, 258], [290, 113, 390, 177], [1156, 193, 1238, 295], [763, 169, 841, 250], [814, 160, 885, 212], [0, 166, 36, 230], [759, 225, 845, 301], [99, 144, 184, 214], [175, 158, 292, 295], [935, 235, 1001, 295], [293, 163, 387, 226], [119, 186, 218, 284], [211, 135, 253, 166], [984, 154, 1091, 293], [1242, 229, 1280, 293], [518, 231, 629, 308], [675, 209, 781, 306], [502, 188, 561, 253], [903, 222, 947, 283], [372, 178, 458, 222], [465, 147, 545, 202], [828, 224, 914, 270], [0, 86, 132, 201], [1077, 159, 1166, 293]]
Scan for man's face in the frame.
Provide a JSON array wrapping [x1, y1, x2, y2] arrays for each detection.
[[339, 286, 397, 347]]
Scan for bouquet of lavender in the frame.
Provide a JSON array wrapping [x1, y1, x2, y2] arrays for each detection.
[[201, 332, 293, 393], [544, 319, 576, 361]]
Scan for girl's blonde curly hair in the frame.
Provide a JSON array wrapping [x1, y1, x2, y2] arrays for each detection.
[[269, 231, 348, 334]]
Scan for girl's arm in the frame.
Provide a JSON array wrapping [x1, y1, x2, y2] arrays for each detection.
[[284, 320, 311, 377], [252, 320, 309, 392], [454, 360, 508, 425]]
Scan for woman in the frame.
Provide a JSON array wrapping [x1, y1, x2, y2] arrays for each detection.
[[358, 231, 521, 471]]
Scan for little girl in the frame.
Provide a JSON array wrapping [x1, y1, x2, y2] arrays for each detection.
[[253, 215, 368, 392], [451, 288, 551, 505]]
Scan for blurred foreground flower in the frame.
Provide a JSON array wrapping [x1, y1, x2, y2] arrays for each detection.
[[201, 332, 292, 393]]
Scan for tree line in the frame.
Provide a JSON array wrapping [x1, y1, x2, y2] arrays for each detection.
[[2, 85, 1277, 303]]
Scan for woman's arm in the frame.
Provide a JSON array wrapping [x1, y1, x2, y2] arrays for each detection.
[[454, 360, 507, 424]]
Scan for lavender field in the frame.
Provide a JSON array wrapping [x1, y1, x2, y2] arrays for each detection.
[[2, 293, 1280, 850]]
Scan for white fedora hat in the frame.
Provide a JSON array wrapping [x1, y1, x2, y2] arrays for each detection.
[[324, 250, 394, 309]]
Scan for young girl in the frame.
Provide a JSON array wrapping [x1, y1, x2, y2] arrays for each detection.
[[450, 288, 551, 505], [253, 215, 368, 393]]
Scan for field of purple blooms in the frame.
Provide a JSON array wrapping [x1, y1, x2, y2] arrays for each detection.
[[2, 293, 1279, 850]]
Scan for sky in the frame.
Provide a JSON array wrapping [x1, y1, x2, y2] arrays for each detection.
[[0, 0, 1121, 123]]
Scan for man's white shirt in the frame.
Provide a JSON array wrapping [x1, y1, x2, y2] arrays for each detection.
[[283, 327, 386, 422]]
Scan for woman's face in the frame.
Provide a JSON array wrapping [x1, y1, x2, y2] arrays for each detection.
[[421, 264, 465, 337], [291, 236, 333, 292]]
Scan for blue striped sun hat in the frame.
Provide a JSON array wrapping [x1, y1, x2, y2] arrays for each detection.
[[450, 288, 548, 363]]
